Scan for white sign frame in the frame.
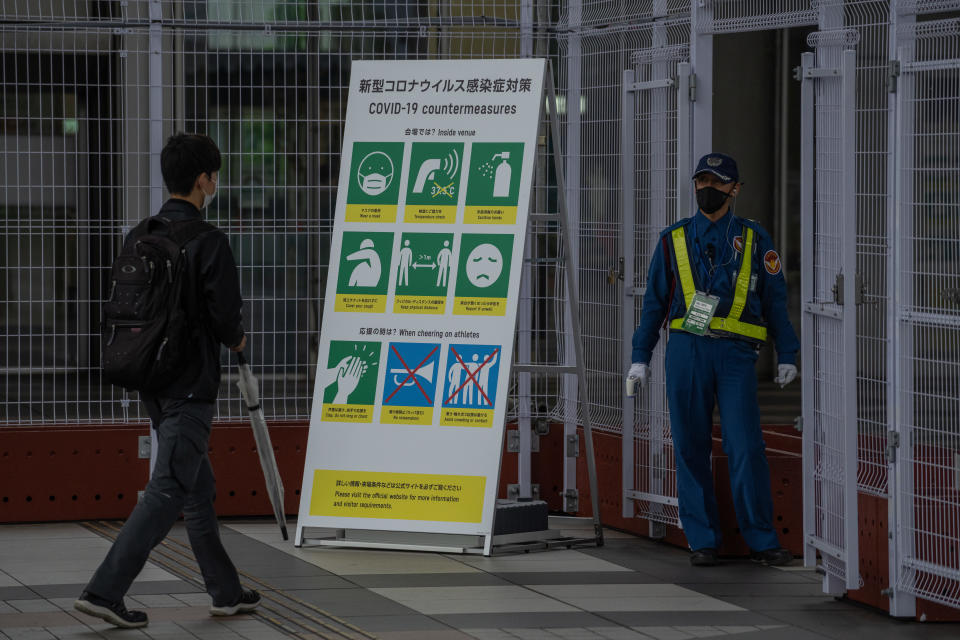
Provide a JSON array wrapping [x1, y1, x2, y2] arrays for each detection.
[[295, 59, 547, 551]]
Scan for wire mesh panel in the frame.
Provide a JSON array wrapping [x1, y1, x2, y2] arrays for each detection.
[[894, 12, 960, 611], [1, 25, 134, 423], [620, 13, 691, 531], [0, 2, 557, 427], [844, 0, 893, 497], [799, 37, 860, 592], [696, 0, 816, 33], [556, 24, 636, 433]]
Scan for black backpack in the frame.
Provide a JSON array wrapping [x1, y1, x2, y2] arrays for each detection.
[[101, 215, 215, 391]]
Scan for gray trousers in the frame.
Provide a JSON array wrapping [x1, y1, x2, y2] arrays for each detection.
[[86, 396, 242, 607]]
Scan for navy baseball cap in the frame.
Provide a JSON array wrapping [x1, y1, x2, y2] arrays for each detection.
[[692, 153, 739, 183]]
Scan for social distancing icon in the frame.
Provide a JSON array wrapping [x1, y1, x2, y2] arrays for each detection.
[[393, 232, 455, 314]]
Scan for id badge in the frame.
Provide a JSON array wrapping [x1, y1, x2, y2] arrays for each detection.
[[680, 292, 720, 336]]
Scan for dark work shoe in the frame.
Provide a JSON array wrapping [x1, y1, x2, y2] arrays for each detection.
[[690, 548, 719, 567], [751, 547, 794, 566], [74, 591, 148, 628], [210, 588, 261, 616]]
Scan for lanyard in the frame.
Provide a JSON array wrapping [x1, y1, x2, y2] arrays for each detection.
[[692, 213, 734, 294]]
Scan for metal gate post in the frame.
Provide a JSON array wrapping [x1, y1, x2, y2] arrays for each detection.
[[646, 18, 670, 540], [839, 46, 860, 595], [886, 0, 917, 618], [800, 51, 816, 571], [690, 1, 712, 161], [676, 62, 692, 218], [563, 0, 583, 512], [148, 0, 164, 214], [145, 0, 165, 476], [621, 68, 637, 520]]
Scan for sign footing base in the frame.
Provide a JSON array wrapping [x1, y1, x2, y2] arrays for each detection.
[[295, 515, 602, 556]]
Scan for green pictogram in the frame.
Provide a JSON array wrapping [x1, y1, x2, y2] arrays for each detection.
[[454, 233, 514, 299], [321, 341, 381, 405], [465, 143, 524, 207], [406, 143, 464, 208], [347, 142, 403, 204], [395, 232, 456, 296], [345, 142, 404, 222], [336, 232, 394, 295]]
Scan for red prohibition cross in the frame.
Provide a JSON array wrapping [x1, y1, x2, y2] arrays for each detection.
[[385, 344, 439, 404], [446, 347, 500, 407]]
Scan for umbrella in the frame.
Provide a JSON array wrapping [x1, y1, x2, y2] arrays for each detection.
[[236, 351, 288, 540]]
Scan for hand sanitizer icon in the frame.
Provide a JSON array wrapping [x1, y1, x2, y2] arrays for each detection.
[[492, 151, 511, 197]]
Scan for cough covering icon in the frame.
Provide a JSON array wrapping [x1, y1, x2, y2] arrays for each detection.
[[357, 150, 395, 196], [346, 238, 382, 287]]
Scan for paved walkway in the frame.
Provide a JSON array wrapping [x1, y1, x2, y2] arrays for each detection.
[[0, 520, 956, 639]]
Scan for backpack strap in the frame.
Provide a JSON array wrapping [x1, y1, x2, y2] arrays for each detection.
[[167, 219, 217, 248], [139, 216, 216, 248]]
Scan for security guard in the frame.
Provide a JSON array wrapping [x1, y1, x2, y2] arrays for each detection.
[[626, 152, 799, 567]]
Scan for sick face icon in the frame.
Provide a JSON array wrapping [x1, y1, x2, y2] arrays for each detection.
[[465, 243, 503, 288], [357, 151, 395, 196]]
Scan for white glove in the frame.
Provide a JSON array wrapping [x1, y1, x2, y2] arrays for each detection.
[[775, 363, 798, 388], [625, 362, 650, 397]]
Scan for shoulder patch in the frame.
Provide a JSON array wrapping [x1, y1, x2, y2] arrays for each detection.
[[764, 250, 781, 275]]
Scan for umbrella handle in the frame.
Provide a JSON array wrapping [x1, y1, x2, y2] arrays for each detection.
[[236, 351, 247, 367]]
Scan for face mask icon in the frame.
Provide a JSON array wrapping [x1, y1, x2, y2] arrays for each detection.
[[357, 150, 395, 196]]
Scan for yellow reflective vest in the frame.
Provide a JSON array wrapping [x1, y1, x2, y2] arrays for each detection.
[[668, 225, 768, 342]]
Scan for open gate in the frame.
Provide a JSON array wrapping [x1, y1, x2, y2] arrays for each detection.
[[799, 42, 861, 594], [621, 20, 692, 536]]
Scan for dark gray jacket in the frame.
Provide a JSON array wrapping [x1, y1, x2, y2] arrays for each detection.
[[124, 198, 245, 401]]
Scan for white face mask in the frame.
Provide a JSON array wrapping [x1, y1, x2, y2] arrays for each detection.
[[202, 174, 218, 209], [360, 172, 391, 196]]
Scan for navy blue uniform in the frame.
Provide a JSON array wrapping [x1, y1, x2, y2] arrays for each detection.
[[631, 211, 799, 552]]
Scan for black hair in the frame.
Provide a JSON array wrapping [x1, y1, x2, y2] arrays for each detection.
[[160, 133, 221, 195]]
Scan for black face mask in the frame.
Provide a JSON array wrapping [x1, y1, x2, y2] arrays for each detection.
[[696, 186, 732, 214]]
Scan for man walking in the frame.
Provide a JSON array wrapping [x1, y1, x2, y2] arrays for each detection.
[[75, 134, 260, 627], [627, 153, 799, 567]]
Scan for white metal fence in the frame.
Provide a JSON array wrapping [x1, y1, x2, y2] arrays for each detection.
[[0, 0, 563, 426], [893, 8, 960, 612], [609, 0, 960, 614]]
